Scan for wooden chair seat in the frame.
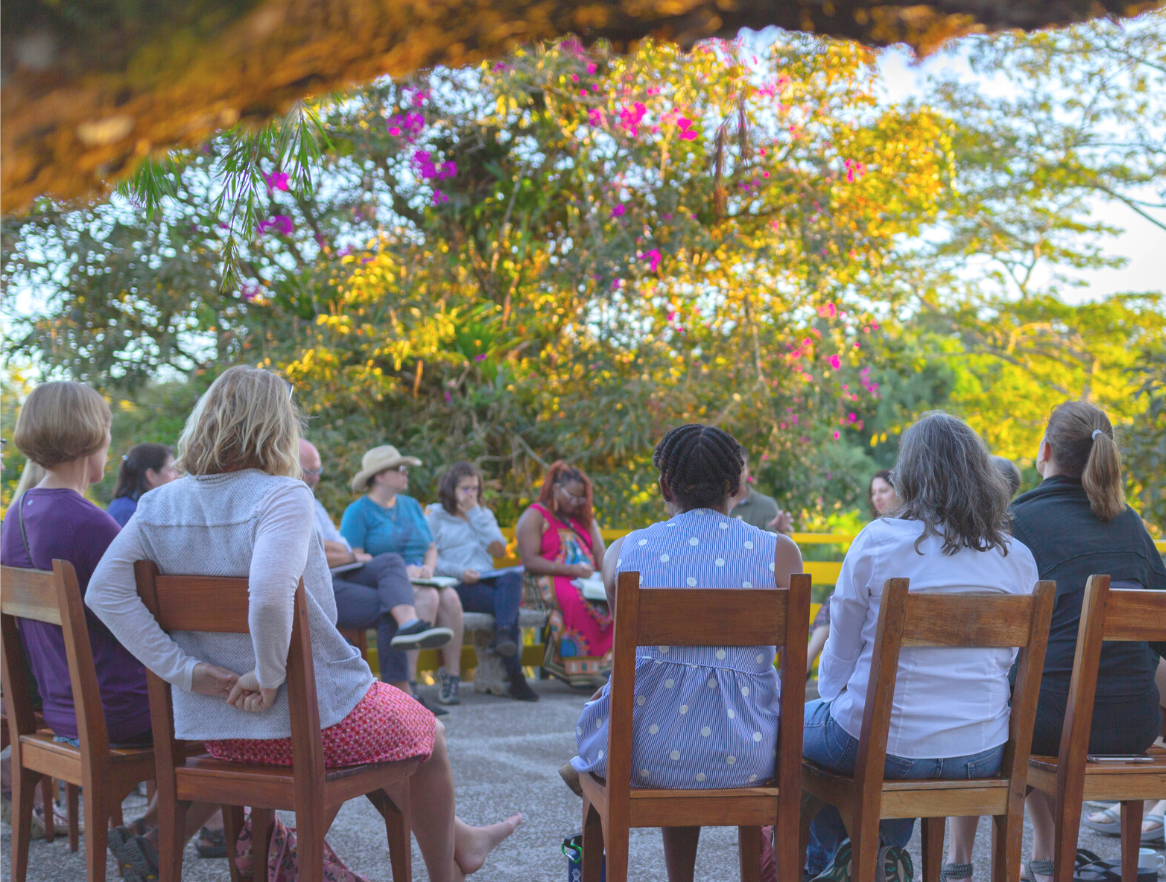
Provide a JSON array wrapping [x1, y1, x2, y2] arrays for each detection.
[[1027, 579, 1166, 882], [798, 580, 1055, 882], [3, 560, 156, 881], [581, 572, 811, 882]]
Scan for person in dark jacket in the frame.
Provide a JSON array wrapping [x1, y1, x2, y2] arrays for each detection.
[[944, 400, 1166, 882]]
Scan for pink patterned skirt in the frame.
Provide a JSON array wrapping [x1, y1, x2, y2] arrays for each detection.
[[205, 682, 436, 768]]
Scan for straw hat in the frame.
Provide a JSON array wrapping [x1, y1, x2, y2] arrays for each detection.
[[350, 445, 422, 493]]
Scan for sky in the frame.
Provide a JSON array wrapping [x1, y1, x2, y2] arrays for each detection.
[[874, 44, 1164, 305]]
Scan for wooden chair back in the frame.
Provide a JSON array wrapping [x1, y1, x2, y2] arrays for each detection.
[[853, 579, 1056, 811], [1, 561, 112, 764], [132, 560, 327, 819]]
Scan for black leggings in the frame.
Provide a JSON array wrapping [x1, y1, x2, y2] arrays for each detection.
[[1030, 688, 1161, 757]]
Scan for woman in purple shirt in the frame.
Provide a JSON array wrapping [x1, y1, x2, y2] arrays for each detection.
[[2, 381, 152, 745]]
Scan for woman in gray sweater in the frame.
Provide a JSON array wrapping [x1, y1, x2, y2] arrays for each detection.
[[88, 366, 520, 881], [427, 462, 537, 701]]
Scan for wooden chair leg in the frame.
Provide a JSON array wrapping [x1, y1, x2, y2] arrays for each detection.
[[850, 811, 881, 882], [250, 807, 276, 882], [157, 797, 188, 882], [109, 800, 124, 828], [296, 801, 325, 882], [799, 793, 817, 882], [368, 784, 413, 882], [921, 817, 945, 882], [221, 805, 246, 882], [604, 811, 629, 882], [992, 807, 1022, 882], [83, 790, 109, 882], [41, 776, 56, 843], [11, 767, 39, 882], [66, 783, 80, 852], [739, 826, 763, 882], [582, 797, 605, 882], [1053, 786, 1084, 882], [1120, 801, 1145, 882]]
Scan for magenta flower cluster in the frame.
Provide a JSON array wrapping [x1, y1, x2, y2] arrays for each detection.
[[263, 171, 289, 192], [387, 112, 426, 140], [258, 215, 294, 237], [413, 150, 457, 181], [843, 158, 866, 183], [640, 249, 662, 273], [676, 117, 698, 141], [618, 102, 647, 137]]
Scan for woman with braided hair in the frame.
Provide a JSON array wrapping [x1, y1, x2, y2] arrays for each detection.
[[568, 424, 802, 882], [516, 461, 612, 688]]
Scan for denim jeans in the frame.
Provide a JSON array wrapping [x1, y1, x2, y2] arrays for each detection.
[[802, 698, 1005, 878], [455, 572, 524, 676], [332, 553, 415, 683]]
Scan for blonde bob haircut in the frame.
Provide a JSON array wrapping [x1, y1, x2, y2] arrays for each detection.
[[176, 366, 303, 478], [14, 381, 112, 468]]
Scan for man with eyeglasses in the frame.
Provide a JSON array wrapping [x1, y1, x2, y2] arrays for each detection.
[[299, 440, 453, 714]]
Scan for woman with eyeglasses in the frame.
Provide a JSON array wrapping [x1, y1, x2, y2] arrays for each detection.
[[515, 461, 612, 689], [427, 462, 538, 702], [341, 446, 466, 709]]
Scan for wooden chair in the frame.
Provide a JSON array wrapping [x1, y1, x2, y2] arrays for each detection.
[[1026, 576, 1166, 882], [579, 571, 811, 882], [1, 560, 156, 882], [800, 578, 1056, 882], [133, 560, 418, 882]]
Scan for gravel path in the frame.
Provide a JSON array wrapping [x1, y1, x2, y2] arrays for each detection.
[[3, 678, 1159, 881]]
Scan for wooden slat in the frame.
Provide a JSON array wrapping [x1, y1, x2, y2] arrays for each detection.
[[629, 794, 780, 828], [879, 787, 1009, 819], [1101, 589, 1166, 643], [0, 566, 62, 625], [901, 593, 1036, 648], [635, 587, 787, 647], [629, 785, 781, 799], [151, 575, 252, 633]]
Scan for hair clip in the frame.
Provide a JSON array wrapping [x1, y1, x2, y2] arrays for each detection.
[[1091, 429, 1104, 441], [122, 454, 129, 461]]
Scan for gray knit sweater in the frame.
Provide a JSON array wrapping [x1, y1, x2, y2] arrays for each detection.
[[87, 470, 374, 741]]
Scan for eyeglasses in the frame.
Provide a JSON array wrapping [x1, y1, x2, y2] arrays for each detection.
[[302, 466, 323, 477], [556, 485, 585, 504], [456, 485, 480, 495], [395, 465, 409, 474], [282, 378, 295, 399]]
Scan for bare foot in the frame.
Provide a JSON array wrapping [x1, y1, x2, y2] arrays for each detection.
[[454, 813, 523, 875]]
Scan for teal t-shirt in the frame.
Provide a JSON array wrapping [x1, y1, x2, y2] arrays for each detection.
[[339, 495, 433, 565]]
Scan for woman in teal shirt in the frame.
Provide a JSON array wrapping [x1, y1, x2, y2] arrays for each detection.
[[341, 445, 465, 703]]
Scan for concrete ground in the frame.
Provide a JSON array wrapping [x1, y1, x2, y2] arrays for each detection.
[[2, 678, 1160, 881]]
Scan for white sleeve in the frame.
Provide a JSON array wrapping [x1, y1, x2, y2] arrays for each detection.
[[86, 520, 201, 692], [248, 483, 315, 690], [817, 528, 875, 702]]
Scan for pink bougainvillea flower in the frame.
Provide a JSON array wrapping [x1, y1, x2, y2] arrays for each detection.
[[240, 282, 260, 302], [833, 431, 841, 440], [611, 279, 623, 289], [388, 126, 402, 136], [843, 158, 867, 183], [444, 391, 453, 403], [816, 303, 837, 319], [848, 413, 857, 422], [827, 355, 842, 370], [641, 248, 662, 273], [474, 353, 487, 361], [263, 171, 290, 192], [611, 204, 626, 218], [258, 215, 294, 236], [432, 190, 449, 206], [587, 108, 605, 127], [587, 62, 597, 74]]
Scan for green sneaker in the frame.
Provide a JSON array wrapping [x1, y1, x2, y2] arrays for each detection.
[[878, 845, 914, 882], [810, 840, 853, 882]]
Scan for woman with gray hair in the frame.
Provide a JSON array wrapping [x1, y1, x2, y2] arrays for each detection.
[[802, 412, 1041, 882]]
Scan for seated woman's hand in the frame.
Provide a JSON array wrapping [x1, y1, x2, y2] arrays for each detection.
[[565, 562, 594, 579], [418, 564, 435, 579], [226, 670, 279, 713], [462, 569, 481, 584], [354, 551, 373, 563], [191, 662, 240, 699]]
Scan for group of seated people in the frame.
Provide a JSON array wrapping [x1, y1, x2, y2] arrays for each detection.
[[2, 366, 1164, 882]]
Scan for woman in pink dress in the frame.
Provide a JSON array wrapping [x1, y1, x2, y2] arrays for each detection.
[[516, 462, 612, 688]]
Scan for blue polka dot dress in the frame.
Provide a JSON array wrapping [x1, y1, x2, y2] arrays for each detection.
[[570, 508, 781, 789]]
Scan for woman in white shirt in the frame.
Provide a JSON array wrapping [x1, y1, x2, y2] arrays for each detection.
[[87, 367, 520, 882], [804, 411, 1039, 882]]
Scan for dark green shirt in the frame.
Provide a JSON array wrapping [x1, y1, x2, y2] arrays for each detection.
[[730, 488, 779, 532]]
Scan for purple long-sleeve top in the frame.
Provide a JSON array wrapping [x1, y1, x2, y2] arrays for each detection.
[[0, 488, 151, 742]]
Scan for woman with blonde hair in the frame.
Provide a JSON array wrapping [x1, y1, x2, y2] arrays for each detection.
[[87, 366, 520, 881]]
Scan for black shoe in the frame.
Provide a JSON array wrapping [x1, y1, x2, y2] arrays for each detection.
[[117, 833, 161, 882], [391, 620, 454, 650], [437, 669, 461, 705], [410, 682, 449, 716], [490, 629, 518, 658], [508, 676, 539, 702]]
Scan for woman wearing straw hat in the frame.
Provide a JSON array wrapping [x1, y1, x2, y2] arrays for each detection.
[[342, 445, 467, 709]]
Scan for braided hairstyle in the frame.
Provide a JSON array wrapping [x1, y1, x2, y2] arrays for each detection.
[[536, 461, 595, 528], [653, 424, 744, 511]]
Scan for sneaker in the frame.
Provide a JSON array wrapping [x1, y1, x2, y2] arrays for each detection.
[[109, 827, 160, 882], [810, 839, 852, 882], [409, 681, 449, 716], [490, 629, 518, 658], [438, 670, 461, 705], [878, 845, 914, 882], [391, 620, 454, 650], [508, 675, 539, 702]]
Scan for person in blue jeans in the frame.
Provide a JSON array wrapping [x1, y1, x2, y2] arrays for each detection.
[[427, 462, 538, 702], [805, 412, 1040, 882]]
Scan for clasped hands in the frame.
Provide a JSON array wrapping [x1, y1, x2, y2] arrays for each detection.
[[191, 662, 279, 712]]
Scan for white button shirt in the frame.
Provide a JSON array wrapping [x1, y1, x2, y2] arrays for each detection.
[[818, 517, 1040, 759]]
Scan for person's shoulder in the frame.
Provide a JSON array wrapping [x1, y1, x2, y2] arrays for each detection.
[[259, 477, 314, 514], [400, 495, 425, 514]]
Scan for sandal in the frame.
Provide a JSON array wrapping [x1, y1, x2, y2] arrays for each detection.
[[1142, 812, 1165, 845], [196, 825, 228, 858], [942, 863, 973, 882], [1083, 806, 1123, 836], [1024, 859, 1056, 882]]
